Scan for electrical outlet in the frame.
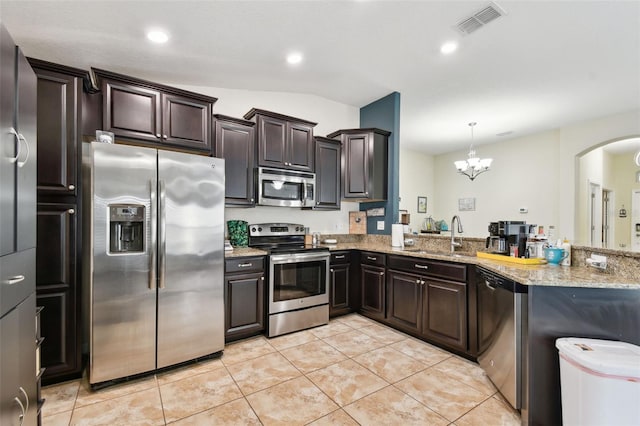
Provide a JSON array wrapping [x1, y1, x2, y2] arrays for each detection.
[[377, 221, 385, 230]]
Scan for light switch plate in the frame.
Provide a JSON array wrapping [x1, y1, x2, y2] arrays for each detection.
[[377, 221, 385, 230]]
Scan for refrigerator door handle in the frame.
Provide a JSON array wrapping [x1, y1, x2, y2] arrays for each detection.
[[158, 179, 167, 289], [149, 180, 157, 290]]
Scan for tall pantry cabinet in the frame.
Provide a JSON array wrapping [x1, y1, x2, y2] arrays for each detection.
[[28, 58, 86, 384], [0, 23, 40, 425]]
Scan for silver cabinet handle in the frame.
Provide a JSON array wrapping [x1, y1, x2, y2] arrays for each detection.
[[367, 256, 377, 261], [67, 209, 75, 215], [330, 268, 334, 272], [414, 264, 429, 270], [16, 133, 30, 168], [14, 396, 25, 426], [163, 134, 168, 139], [156, 133, 161, 138], [8, 128, 21, 164], [5, 275, 25, 285], [421, 280, 426, 286], [416, 279, 420, 284], [68, 184, 75, 191], [149, 180, 157, 290], [19, 387, 29, 413], [334, 255, 345, 259], [379, 272, 384, 276], [158, 180, 167, 289], [238, 263, 253, 268], [261, 276, 264, 281]]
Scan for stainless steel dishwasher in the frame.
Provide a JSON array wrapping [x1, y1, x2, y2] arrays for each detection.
[[476, 266, 528, 410]]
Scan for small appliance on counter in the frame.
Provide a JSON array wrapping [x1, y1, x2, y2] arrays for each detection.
[[486, 221, 534, 258]]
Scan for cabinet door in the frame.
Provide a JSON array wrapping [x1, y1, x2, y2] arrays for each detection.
[[225, 272, 265, 342], [360, 265, 385, 321], [36, 203, 80, 382], [0, 293, 36, 426], [386, 270, 422, 335], [422, 278, 467, 351], [287, 122, 314, 171], [257, 115, 287, 168], [162, 93, 211, 151], [343, 133, 369, 198], [214, 119, 255, 206], [0, 24, 17, 256], [16, 49, 37, 252], [314, 139, 341, 210], [329, 263, 350, 317], [102, 79, 161, 142], [33, 68, 80, 196]]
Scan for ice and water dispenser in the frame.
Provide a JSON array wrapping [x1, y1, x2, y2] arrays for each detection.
[[109, 205, 145, 253]]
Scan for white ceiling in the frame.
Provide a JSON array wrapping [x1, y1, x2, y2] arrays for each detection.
[[1, 0, 639, 154]]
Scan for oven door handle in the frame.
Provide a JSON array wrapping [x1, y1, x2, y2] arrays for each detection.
[[270, 253, 329, 264]]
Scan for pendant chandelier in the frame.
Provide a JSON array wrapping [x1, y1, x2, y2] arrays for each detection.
[[454, 122, 493, 181]]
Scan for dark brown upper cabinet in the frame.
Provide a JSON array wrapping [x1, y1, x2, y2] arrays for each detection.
[[313, 137, 341, 210], [93, 69, 216, 153], [213, 114, 256, 207], [29, 59, 86, 197], [327, 128, 390, 201], [244, 108, 316, 172]]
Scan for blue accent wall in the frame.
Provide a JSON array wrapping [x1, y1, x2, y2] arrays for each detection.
[[359, 92, 400, 235]]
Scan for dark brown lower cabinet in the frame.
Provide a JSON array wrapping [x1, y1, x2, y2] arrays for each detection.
[[329, 251, 352, 317], [360, 264, 386, 321], [36, 202, 81, 384], [224, 257, 265, 342], [386, 270, 422, 334], [422, 278, 467, 351]]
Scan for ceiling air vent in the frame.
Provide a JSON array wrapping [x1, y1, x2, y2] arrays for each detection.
[[456, 2, 506, 35]]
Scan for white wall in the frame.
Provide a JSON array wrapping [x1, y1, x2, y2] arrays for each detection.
[[431, 130, 560, 238], [424, 109, 640, 242], [398, 148, 434, 232], [177, 84, 361, 235]]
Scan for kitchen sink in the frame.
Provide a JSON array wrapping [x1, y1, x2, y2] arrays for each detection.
[[402, 248, 475, 258]]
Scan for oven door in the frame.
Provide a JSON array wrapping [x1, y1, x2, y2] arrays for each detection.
[[268, 251, 329, 314]]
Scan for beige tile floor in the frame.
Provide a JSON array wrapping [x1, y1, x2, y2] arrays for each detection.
[[42, 314, 521, 425]]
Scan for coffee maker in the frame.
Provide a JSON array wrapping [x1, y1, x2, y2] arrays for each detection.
[[486, 221, 532, 257]]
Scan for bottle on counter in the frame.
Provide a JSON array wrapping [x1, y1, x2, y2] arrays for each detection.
[[560, 237, 571, 266]]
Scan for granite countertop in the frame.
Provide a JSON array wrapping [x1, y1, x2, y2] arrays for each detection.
[[224, 247, 268, 258], [319, 243, 640, 290], [223, 242, 639, 290]]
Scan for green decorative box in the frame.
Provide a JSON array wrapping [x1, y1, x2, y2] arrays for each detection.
[[227, 220, 248, 247]]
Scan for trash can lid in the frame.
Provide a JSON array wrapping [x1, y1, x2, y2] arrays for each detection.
[[556, 338, 640, 379]]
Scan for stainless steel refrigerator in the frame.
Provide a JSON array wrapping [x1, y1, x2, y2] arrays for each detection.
[[82, 142, 225, 385]]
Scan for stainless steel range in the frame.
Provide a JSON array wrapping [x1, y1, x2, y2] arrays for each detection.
[[248, 223, 329, 337]]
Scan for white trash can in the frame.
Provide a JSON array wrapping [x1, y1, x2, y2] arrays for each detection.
[[556, 337, 640, 426]]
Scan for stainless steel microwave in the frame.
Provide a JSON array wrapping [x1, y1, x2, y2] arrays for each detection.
[[257, 167, 315, 207]]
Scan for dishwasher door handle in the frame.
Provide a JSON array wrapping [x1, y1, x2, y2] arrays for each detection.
[[484, 279, 497, 291]]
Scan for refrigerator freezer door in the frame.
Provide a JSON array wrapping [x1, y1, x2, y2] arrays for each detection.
[[88, 143, 158, 384], [157, 151, 225, 368]]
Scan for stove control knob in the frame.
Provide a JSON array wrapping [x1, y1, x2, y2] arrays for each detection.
[[258, 227, 263, 232], [251, 227, 256, 233]]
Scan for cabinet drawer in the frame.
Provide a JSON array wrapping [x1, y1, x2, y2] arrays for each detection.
[[387, 255, 466, 282], [330, 251, 351, 264], [360, 251, 386, 267], [225, 257, 265, 274]]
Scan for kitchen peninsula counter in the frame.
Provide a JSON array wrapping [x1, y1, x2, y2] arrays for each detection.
[[319, 242, 640, 290]]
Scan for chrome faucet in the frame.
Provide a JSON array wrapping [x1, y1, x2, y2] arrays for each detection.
[[451, 215, 464, 253]]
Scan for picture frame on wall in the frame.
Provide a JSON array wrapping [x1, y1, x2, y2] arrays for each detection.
[[417, 196, 427, 213], [458, 197, 476, 211]]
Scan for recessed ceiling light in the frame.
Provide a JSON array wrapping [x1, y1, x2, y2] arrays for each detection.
[[147, 30, 169, 44], [440, 41, 458, 55], [286, 52, 303, 65]]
